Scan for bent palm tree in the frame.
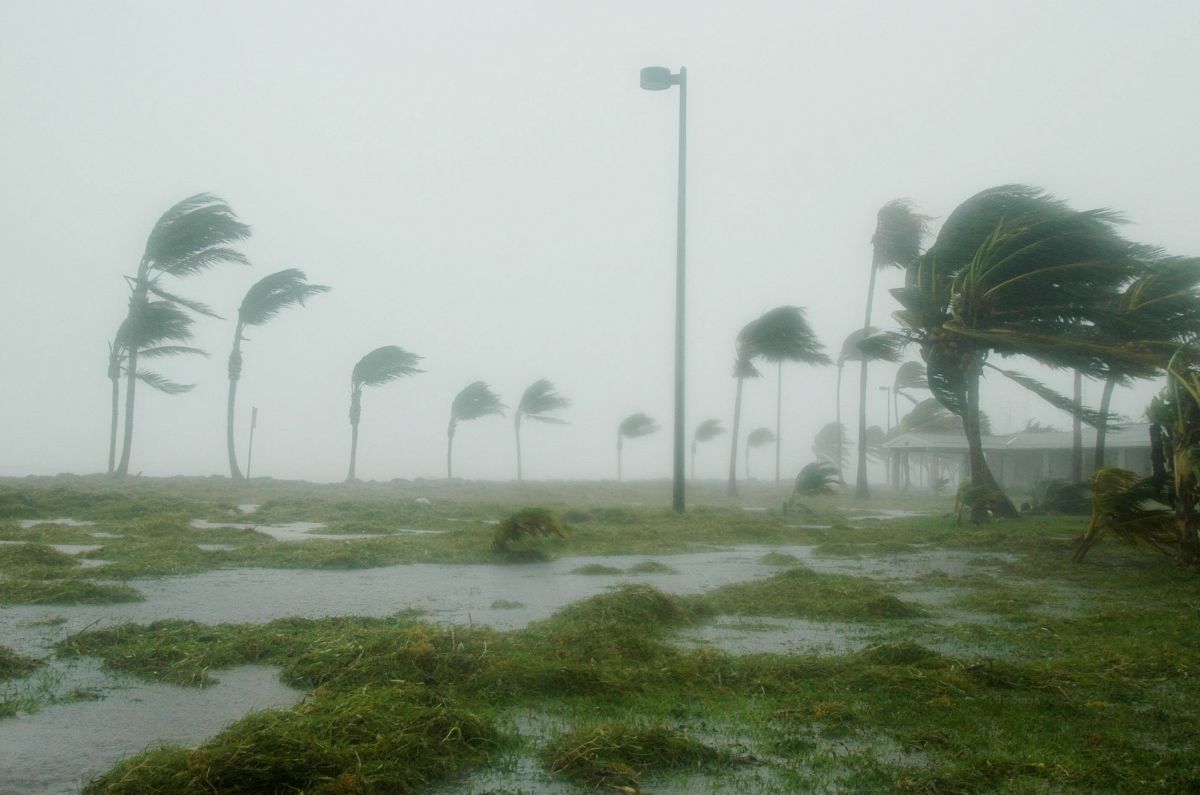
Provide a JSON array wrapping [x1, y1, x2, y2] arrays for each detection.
[[347, 346, 423, 481], [739, 306, 830, 484], [857, 200, 929, 497], [447, 381, 506, 479], [113, 194, 250, 476], [617, 413, 660, 480], [514, 379, 569, 481], [812, 422, 846, 471], [227, 269, 330, 480], [838, 327, 902, 485], [107, 302, 206, 473], [691, 418, 725, 480], [727, 321, 762, 497], [745, 427, 776, 479]]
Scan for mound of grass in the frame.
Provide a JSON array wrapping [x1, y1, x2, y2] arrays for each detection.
[[490, 599, 524, 609], [0, 579, 142, 605], [758, 551, 802, 566], [859, 641, 943, 667], [541, 723, 734, 791], [492, 508, 566, 555], [570, 563, 623, 575], [0, 543, 78, 570], [0, 646, 43, 681], [84, 686, 500, 794], [629, 560, 677, 574], [697, 567, 924, 621]]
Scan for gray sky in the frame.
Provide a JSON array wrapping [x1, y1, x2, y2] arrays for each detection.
[[2, 1, 1198, 483]]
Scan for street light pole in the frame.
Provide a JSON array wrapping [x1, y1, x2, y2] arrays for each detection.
[[641, 65, 688, 514]]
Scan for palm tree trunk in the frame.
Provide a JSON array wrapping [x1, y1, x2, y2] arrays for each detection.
[[447, 422, 456, 480], [727, 376, 745, 496], [514, 416, 523, 482], [1173, 431, 1200, 565], [745, 443, 751, 480], [775, 361, 782, 484], [107, 372, 120, 475], [691, 439, 696, 481], [855, 356, 870, 498], [617, 436, 623, 481], [835, 363, 844, 483], [115, 288, 148, 477], [963, 364, 1017, 519], [348, 421, 359, 481], [1071, 369, 1083, 481], [226, 327, 245, 481], [1094, 376, 1116, 471]]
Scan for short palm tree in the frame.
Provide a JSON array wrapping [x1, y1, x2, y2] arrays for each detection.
[[691, 418, 725, 480], [837, 327, 902, 485], [112, 194, 250, 476], [726, 321, 762, 497], [811, 422, 846, 471], [514, 379, 569, 481], [856, 199, 928, 497], [347, 346, 423, 481], [226, 269, 329, 480], [739, 306, 830, 484], [617, 413, 660, 480], [745, 427, 776, 479], [107, 302, 206, 473], [447, 381, 506, 479]]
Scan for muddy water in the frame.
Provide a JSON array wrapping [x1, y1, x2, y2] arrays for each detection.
[[0, 660, 301, 794]]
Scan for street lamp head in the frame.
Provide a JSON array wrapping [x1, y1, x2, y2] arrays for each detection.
[[640, 66, 676, 90]]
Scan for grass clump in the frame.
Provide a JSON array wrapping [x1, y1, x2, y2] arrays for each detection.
[[697, 567, 924, 621], [492, 507, 566, 557], [84, 686, 500, 794], [490, 599, 524, 609], [629, 560, 677, 574], [759, 551, 802, 566], [541, 723, 734, 791], [570, 563, 623, 575], [0, 646, 43, 681], [0, 543, 79, 570], [0, 579, 142, 605]]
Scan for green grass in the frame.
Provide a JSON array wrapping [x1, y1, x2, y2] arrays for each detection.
[[697, 566, 926, 620], [0, 579, 143, 605], [0, 646, 43, 681]]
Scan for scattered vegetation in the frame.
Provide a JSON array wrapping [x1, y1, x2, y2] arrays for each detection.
[[0, 646, 43, 681], [541, 723, 737, 790], [491, 507, 567, 556]]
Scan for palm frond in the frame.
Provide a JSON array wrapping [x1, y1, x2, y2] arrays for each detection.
[[139, 345, 208, 359], [893, 361, 927, 392], [136, 370, 194, 394], [693, 418, 725, 443], [146, 284, 222, 319], [747, 427, 776, 448], [619, 413, 660, 439], [1075, 467, 1175, 560], [984, 364, 1117, 430], [119, 301, 198, 349], [793, 461, 839, 497], [451, 381, 507, 423], [900, 399, 962, 433], [812, 422, 846, 465], [517, 379, 570, 421], [854, 331, 906, 363], [739, 305, 831, 365], [351, 346, 423, 390], [239, 268, 331, 327], [142, 194, 251, 278], [872, 199, 930, 270]]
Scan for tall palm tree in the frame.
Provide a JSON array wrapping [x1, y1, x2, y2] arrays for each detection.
[[892, 185, 1162, 518], [447, 381, 506, 479], [691, 419, 725, 480], [726, 321, 762, 497], [745, 427, 775, 479], [113, 194, 251, 476], [617, 413, 660, 481], [107, 302, 206, 473], [514, 379, 569, 481], [837, 327, 901, 484], [347, 346, 423, 481], [738, 306, 830, 484], [857, 199, 929, 497], [226, 269, 330, 480]]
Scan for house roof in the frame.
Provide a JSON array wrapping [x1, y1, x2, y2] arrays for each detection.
[[881, 423, 1151, 453]]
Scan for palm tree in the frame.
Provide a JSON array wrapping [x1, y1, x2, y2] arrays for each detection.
[[514, 379, 569, 481], [112, 194, 250, 476], [726, 321, 762, 497], [738, 306, 830, 484], [837, 327, 902, 485], [107, 302, 206, 473], [812, 422, 846, 471], [226, 269, 330, 480], [347, 346, 423, 481], [745, 427, 775, 479], [890, 361, 928, 490], [691, 419, 725, 480], [617, 413, 660, 480], [447, 381, 506, 479], [892, 185, 1162, 518], [857, 199, 929, 497]]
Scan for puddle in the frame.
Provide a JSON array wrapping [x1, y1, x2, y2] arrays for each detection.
[[189, 519, 381, 543], [673, 617, 876, 656], [0, 541, 104, 556], [77, 559, 112, 569], [842, 509, 931, 521], [89, 532, 122, 539], [784, 524, 832, 529], [0, 659, 302, 795], [236, 504, 260, 514], [197, 544, 238, 552], [17, 519, 95, 530]]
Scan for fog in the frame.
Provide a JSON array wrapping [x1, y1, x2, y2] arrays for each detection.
[[2, 1, 1198, 483]]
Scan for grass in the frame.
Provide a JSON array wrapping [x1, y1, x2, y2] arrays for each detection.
[[0, 579, 143, 605], [3, 477, 1200, 791], [0, 646, 43, 681]]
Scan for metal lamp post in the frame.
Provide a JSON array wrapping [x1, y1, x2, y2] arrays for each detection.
[[640, 65, 687, 513]]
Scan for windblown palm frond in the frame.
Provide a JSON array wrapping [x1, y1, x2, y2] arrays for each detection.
[[1022, 419, 1061, 433], [517, 379, 570, 423], [352, 346, 424, 390], [119, 301, 197, 350], [141, 194, 251, 277], [139, 345, 207, 359], [900, 399, 962, 434], [984, 364, 1117, 430], [239, 269, 331, 327], [894, 361, 927, 393], [451, 381, 506, 423], [619, 413, 660, 440], [812, 422, 846, 466], [145, 284, 222, 318], [793, 461, 839, 497], [747, 427, 776, 448], [136, 370, 194, 394], [740, 306, 831, 365], [872, 199, 930, 270], [1074, 467, 1174, 561], [839, 327, 900, 364], [694, 418, 725, 443]]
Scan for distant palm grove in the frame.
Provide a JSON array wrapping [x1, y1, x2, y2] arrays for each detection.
[[104, 188, 1200, 564]]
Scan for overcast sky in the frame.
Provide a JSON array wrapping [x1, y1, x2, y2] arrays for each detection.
[[2, 1, 1198, 483]]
